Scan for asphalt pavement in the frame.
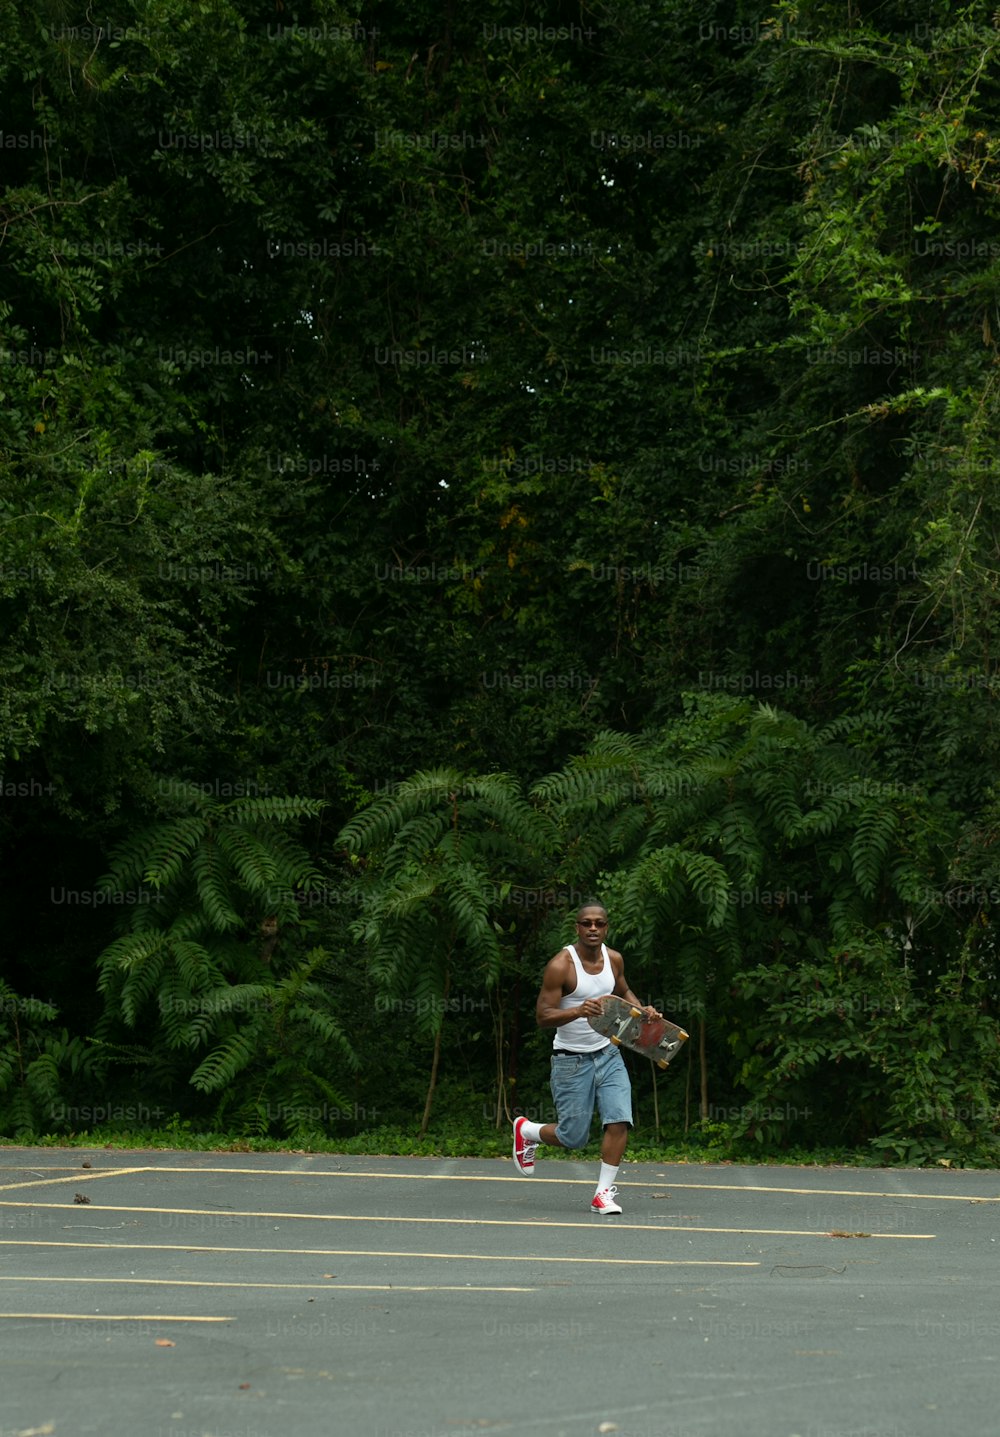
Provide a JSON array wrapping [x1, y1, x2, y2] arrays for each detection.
[[1, 1148, 997, 1437]]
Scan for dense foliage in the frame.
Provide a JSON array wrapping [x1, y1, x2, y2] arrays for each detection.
[[2, 0, 998, 1163]]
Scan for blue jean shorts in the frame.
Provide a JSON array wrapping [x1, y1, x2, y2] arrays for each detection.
[[549, 1043, 633, 1149]]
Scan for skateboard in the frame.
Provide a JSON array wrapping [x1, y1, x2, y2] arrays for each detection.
[[588, 994, 689, 1069]]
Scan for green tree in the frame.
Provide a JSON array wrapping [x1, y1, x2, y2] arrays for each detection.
[[339, 768, 553, 1133], [94, 788, 357, 1134], [0, 981, 104, 1136], [532, 695, 981, 1152], [2, 0, 1000, 1152]]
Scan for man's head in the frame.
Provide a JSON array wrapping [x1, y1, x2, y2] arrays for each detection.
[[575, 901, 608, 947]]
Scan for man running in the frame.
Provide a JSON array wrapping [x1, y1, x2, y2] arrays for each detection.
[[512, 900, 660, 1213]]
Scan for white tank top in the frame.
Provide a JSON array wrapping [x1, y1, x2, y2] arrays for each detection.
[[552, 944, 614, 1052]]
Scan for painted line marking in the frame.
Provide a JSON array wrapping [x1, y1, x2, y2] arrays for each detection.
[[32, 1164, 993, 1204], [0, 1274, 535, 1293], [0, 1240, 761, 1267], [0, 1312, 231, 1323], [0, 1293, 534, 1304], [635, 1182, 999, 1204], [0, 1169, 146, 1194], [0, 1203, 933, 1239]]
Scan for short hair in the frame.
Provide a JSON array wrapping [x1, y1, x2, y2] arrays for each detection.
[[575, 899, 607, 921]]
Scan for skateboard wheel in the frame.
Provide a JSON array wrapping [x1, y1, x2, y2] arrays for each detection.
[[610, 1035, 621, 1046], [629, 1007, 641, 1018], [657, 1059, 670, 1070]]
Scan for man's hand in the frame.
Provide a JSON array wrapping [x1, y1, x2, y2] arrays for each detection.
[[578, 996, 606, 1019]]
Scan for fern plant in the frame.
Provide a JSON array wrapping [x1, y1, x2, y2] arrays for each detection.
[[531, 693, 950, 1136], [339, 768, 553, 1134], [93, 785, 357, 1130], [0, 981, 105, 1136], [192, 946, 359, 1139]]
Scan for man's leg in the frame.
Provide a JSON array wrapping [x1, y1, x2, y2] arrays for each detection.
[[519, 1117, 612, 1150], [601, 1120, 629, 1165], [513, 1054, 595, 1173], [590, 1047, 633, 1213], [528, 1122, 560, 1146]]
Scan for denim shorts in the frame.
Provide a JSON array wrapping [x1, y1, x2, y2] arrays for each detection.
[[549, 1043, 633, 1149]]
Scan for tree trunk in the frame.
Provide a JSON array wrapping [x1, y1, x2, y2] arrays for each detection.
[[684, 1034, 692, 1134], [492, 982, 504, 1129], [699, 1017, 709, 1121], [418, 970, 450, 1137], [418, 1024, 443, 1138], [506, 971, 521, 1123]]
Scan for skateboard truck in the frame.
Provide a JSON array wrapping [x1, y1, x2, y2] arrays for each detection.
[[608, 1005, 643, 1045]]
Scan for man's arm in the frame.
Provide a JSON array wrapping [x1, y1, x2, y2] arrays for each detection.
[[536, 952, 607, 1027], [609, 950, 661, 1017]]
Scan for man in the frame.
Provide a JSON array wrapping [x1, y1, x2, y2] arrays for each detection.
[[512, 901, 660, 1213]]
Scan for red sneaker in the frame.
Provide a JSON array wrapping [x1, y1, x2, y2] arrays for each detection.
[[512, 1116, 537, 1175], [590, 1185, 622, 1214]]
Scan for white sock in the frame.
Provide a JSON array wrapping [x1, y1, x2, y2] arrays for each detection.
[[597, 1161, 619, 1192], [519, 1120, 544, 1143]]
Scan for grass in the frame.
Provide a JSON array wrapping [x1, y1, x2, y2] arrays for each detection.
[[0, 1117, 963, 1167]]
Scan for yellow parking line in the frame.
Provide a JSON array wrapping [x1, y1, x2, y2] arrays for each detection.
[[1, 1274, 535, 1293], [67, 1164, 994, 1204], [0, 1168, 147, 1193], [647, 1182, 998, 1204], [1, 1293, 531, 1304], [1, 1239, 761, 1267], [0, 1203, 932, 1239], [0, 1311, 230, 1322]]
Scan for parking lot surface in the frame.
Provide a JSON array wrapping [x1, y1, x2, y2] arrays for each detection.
[[1, 1149, 997, 1437]]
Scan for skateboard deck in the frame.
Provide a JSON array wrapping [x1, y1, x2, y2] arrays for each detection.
[[588, 995, 688, 1069]]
